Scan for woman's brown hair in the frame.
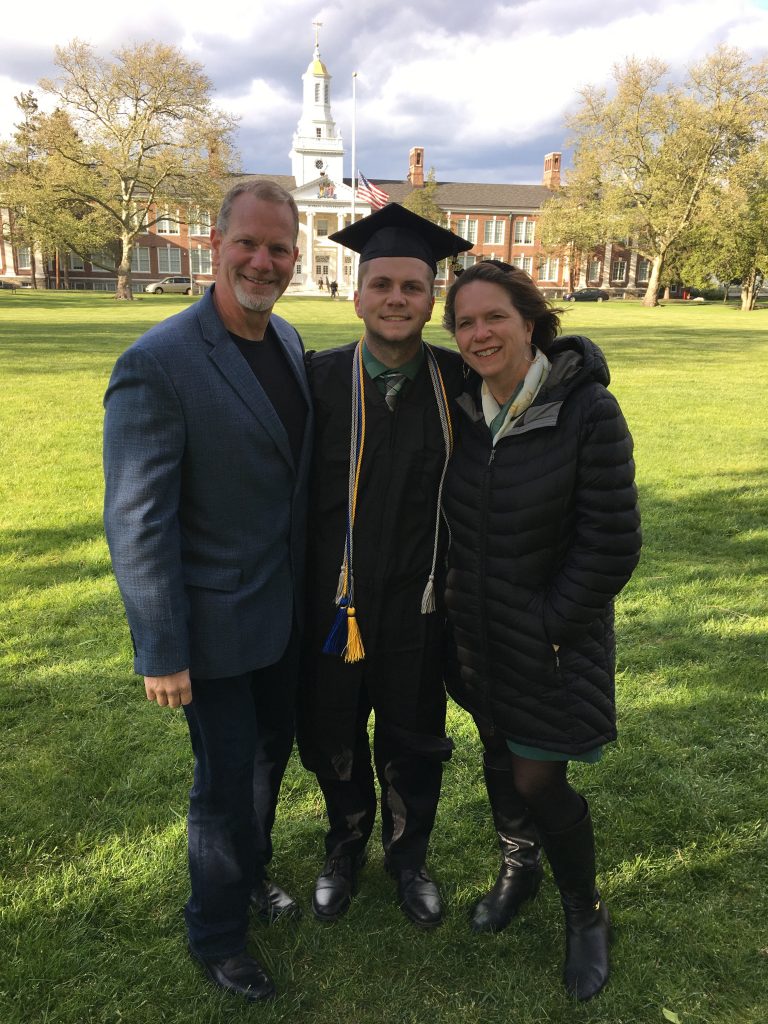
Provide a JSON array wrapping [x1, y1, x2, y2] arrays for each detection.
[[443, 261, 562, 352]]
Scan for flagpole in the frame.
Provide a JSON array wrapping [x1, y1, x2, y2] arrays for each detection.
[[348, 70, 358, 300]]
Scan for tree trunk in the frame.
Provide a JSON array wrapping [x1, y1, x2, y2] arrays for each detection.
[[642, 254, 663, 307], [115, 232, 134, 300], [740, 267, 759, 311], [663, 286, 671, 300], [30, 251, 38, 289]]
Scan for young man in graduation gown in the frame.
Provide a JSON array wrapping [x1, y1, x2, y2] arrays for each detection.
[[298, 205, 472, 928]]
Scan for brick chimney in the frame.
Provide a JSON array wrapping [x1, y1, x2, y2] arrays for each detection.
[[542, 152, 561, 190], [408, 146, 425, 187]]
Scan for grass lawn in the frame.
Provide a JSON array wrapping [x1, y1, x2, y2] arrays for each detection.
[[0, 291, 766, 1024]]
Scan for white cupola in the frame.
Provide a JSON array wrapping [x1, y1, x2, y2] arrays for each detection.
[[290, 29, 344, 188]]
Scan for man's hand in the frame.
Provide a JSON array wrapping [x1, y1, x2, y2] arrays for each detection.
[[144, 670, 193, 708]]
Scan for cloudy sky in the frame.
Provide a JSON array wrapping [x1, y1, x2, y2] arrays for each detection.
[[1, 0, 767, 185]]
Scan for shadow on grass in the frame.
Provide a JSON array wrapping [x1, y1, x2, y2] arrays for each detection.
[[3, 467, 765, 859], [0, 521, 110, 595]]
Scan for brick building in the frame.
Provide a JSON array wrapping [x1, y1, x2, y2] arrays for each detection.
[[0, 41, 651, 298]]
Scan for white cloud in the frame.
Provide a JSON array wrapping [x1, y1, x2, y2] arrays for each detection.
[[1, 0, 766, 181]]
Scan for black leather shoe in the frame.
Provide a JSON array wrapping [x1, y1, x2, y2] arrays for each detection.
[[189, 949, 275, 1002], [394, 866, 443, 929], [312, 850, 366, 922], [250, 878, 301, 924]]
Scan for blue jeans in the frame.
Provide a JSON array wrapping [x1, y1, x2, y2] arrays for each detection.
[[183, 630, 299, 959]]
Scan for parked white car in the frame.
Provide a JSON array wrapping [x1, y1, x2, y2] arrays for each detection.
[[144, 276, 192, 295]]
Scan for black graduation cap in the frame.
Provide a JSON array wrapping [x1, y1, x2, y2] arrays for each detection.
[[329, 202, 473, 274]]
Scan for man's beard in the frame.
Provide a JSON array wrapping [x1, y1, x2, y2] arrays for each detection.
[[234, 280, 280, 312]]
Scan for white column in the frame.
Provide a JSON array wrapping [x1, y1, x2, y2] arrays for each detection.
[[628, 249, 638, 288], [335, 211, 344, 283], [601, 243, 612, 287], [578, 252, 587, 288], [306, 211, 315, 290]]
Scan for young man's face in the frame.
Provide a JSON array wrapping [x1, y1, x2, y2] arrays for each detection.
[[354, 257, 435, 354]]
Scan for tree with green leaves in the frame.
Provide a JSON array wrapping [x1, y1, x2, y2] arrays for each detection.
[[678, 144, 768, 310], [1, 95, 115, 286], [543, 46, 768, 307], [38, 39, 238, 299], [403, 167, 445, 225]]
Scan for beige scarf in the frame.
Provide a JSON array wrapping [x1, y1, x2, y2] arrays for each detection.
[[482, 347, 551, 446]]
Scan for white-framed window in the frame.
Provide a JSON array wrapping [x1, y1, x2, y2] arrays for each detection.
[[156, 209, 180, 235], [315, 83, 321, 102], [344, 254, 352, 279], [316, 219, 329, 237], [294, 259, 303, 277], [611, 259, 627, 282], [483, 219, 505, 245], [315, 254, 330, 278], [513, 255, 533, 275], [587, 258, 601, 282], [69, 252, 85, 271], [190, 247, 212, 275], [538, 257, 560, 282], [513, 219, 535, 245], [158, 246, 182, 274], [188, 208, 211, 236], [131, 247, 151, 273], [453, 218, 478, 244], [91, 251, 116, 271], [636, 258, 651, 284], [17, 246, 32, 270], [455, 254, 476, 271], [315, 127, 322, 139]]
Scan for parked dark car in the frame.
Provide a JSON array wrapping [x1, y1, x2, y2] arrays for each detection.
[[0, 280, 19, 290], [564, 288, 610, 302]]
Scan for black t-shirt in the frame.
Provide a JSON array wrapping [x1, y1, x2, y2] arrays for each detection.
[[229, 325, 307, 467]]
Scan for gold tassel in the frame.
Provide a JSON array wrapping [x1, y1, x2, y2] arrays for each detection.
[[343, 606, 365, 663], [420, 575, 436, 614]]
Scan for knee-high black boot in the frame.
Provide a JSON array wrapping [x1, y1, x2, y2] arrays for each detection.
[[470, 758, 543, 933], [539, 801, 611, 1001]]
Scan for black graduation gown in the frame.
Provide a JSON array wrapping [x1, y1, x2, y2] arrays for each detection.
[[299, 342, 464, 778]]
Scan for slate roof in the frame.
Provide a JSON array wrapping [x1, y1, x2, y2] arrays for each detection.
[[344, 179, 553, 212], [232, 172, 552, 214]]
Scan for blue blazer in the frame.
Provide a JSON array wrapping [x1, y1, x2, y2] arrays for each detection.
[[103, 287, 313, 679]]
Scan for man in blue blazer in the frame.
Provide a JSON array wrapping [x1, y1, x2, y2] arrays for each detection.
[[103, 180, 312, 1003]]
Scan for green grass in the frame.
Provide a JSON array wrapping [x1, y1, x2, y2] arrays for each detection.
[[1, 291, 766, 1024]]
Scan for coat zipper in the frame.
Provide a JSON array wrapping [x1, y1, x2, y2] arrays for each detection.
[[478, 445, 495, 729]]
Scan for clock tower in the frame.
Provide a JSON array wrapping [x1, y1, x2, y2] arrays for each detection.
[[290, 32, 344, 188]]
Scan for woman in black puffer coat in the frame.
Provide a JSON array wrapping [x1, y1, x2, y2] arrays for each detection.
[[442, 261, 641, 1001]]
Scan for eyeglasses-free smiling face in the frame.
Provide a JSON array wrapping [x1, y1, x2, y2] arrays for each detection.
[[211, 194, 298, 323], [354, 257, 435, 360], [453, 279, 535, 404]]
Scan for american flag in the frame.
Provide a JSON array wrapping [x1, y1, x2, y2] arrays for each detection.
[[356, 171, 390, 210]]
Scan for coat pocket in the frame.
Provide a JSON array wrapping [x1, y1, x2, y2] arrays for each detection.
[[182, 564, 242, 592]]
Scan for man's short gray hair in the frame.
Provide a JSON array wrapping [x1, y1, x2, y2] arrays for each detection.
[[216, 179, 300, 243]]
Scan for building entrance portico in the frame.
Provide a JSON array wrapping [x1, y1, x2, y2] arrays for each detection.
[[290, 181, 357, 293]]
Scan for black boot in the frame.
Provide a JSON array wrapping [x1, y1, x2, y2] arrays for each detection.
[[470, 759, 543, 933], [539, 802, 611, 1001]]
